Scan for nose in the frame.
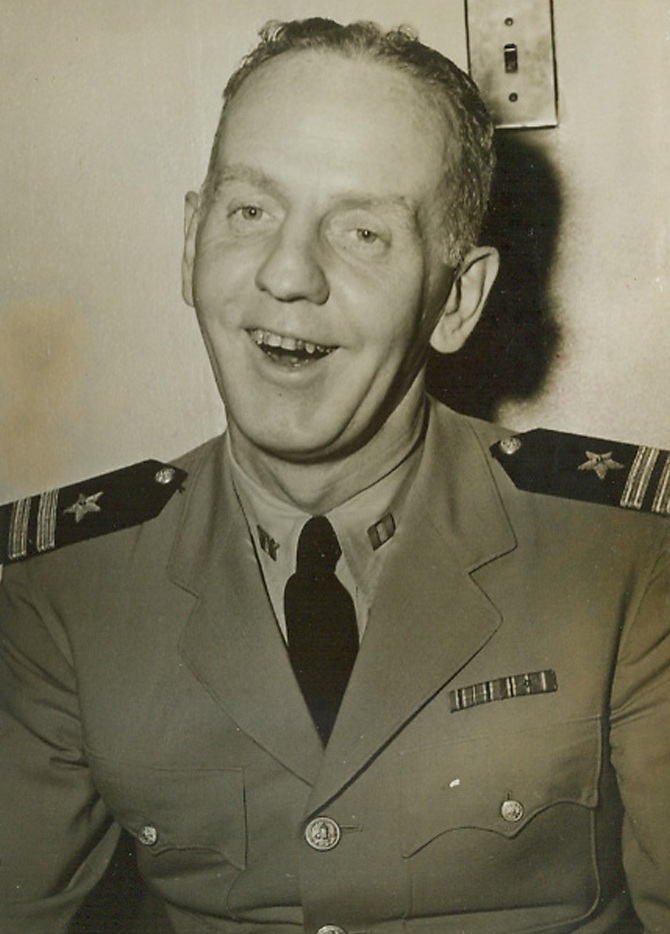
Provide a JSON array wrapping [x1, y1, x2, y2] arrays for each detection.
[[255, 222, 329, 305]]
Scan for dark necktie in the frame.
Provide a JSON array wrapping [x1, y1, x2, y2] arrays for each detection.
[[284, 516, 358, 744]]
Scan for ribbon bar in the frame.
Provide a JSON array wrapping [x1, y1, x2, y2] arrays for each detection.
[[450, 669, 558, 712]]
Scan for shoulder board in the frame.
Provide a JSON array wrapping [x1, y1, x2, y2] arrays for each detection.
[[0, 460, 187, 565], [491, 429, 670, 517]]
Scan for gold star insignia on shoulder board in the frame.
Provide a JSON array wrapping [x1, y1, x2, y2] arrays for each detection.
[[63, 491, 104, 522], [491, 429, 670, 516], [577, 451, 626, 481], [1, 460, 187, 565]]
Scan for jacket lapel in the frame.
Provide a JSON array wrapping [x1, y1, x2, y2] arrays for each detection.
[[166, 403, 517, 804], [170, 439, 323, 785], [308, 403, 517, 813]]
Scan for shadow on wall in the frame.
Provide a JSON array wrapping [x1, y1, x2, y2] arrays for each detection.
[[427, 132, 562, 421]]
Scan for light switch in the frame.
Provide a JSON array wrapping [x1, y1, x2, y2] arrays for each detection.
[[466, 0, 557, 129], [503, 44, 519, 74]]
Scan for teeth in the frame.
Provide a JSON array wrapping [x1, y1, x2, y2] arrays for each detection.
[[248, 329, 334, 356]]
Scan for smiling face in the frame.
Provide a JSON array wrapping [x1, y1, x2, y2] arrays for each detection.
[[183, 51, 459, 469]]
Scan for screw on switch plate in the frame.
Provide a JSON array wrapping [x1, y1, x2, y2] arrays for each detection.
[[466, 0, 558, 129]]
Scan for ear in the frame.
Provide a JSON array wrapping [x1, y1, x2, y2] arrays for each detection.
[[429, 246, 499, 354], [181, 190, 201, 307]]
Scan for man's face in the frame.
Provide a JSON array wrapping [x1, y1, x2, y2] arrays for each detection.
[[184, 51, 456, 464]]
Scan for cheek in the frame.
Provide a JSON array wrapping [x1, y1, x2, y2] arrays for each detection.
[[193, 234, 254, 293], [336, 260, 427, 341], [373, 290, 430, 359], [193, 272, 248, 332]]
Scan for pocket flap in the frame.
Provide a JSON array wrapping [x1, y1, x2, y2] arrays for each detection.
[[88, 756, 246, 870], [398, 719, 601, 857]]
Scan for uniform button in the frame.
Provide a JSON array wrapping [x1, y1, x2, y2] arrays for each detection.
[[500, 799, 524, 822], [137, 824, 159, 846], [154, 467, 176, 485], [499, 436, 522, 456], [305, 816, 341, 851], [316, 927, 346, 934]]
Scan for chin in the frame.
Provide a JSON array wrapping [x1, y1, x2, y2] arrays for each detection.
[[255, 434, 344, 464], [237, 417, 353, 464]]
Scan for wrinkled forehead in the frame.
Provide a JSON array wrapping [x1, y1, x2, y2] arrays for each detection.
[[212, 48, 457, 175]]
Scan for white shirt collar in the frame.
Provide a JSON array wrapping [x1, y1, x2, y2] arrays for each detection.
[[227, 433, 422, 641]]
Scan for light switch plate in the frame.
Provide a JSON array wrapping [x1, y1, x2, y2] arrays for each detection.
[[466, 0, 558, 129]]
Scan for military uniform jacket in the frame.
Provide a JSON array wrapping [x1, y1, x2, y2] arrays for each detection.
[[1, 400, 669, 933]]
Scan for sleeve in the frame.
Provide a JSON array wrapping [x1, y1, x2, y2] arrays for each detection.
[[0, 561, 121, 934], [610, 529, 670, 933]]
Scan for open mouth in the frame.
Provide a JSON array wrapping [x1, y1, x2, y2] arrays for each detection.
[[248, 328, 336, 366]]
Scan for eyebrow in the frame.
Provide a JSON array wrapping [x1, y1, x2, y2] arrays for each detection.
[[211, 164, 419, 228], [212, 164, 284, 200]]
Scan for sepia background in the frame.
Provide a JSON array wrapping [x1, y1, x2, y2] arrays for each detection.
[[1, 0, 669, 503]]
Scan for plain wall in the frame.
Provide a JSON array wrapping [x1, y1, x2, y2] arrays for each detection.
[[1, 0, 669, 503], [499, 0, 670, 444]]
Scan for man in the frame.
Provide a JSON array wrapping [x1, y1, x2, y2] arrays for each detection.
[[1, 17, 669, 934]]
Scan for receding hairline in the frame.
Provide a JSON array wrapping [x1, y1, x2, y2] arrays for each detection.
[[222, 44, 461, 148], [203, 46, 461, 210]]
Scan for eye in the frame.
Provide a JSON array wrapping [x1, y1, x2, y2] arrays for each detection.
[[225, 202, 278, 237], [326, 211, 391, 259], [235, 205, 264, 221], [355, 228, 379, 244]]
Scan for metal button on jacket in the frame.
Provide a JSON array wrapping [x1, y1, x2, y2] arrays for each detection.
[[154, 467, 176, 485], [500, 799, 525, 822], [137, 824, 159, 846], [305, 816, 341, 851], [316, 926, 346, 934]]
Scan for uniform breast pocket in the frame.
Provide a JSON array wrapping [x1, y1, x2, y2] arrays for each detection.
[[397, 718, 604, 926], [88, 754, 246, 915]]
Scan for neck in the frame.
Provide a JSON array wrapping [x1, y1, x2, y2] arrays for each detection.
[[229, 386, 427, 514]]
